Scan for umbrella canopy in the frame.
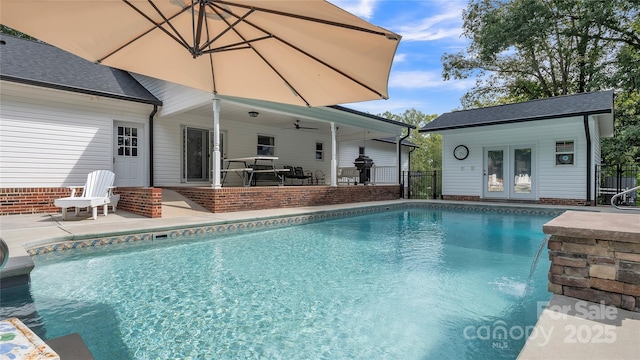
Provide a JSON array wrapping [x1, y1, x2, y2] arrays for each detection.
[[1, 0, 401, 107]]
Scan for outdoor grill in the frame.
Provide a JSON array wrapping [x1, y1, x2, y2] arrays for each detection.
[[354, 155, 374, 185]]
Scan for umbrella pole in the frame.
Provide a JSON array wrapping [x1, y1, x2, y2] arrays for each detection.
[[212, 97, 222, 188]]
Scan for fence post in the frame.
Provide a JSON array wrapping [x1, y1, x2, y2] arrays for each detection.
[[432, 170, 437, 199]]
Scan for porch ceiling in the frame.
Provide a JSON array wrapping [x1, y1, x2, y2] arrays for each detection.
[[182, 95, 406, 141]]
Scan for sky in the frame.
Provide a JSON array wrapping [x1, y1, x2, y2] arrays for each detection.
[[328, 0, 474, 117]]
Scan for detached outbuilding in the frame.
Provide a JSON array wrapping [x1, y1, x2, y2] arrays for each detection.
[[419, 91, 614, 205]]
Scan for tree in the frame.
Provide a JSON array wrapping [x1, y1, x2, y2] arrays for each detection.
[[379, 109, 440, 172], [442, 0, 639, 165], [0, 25, 36, 40]]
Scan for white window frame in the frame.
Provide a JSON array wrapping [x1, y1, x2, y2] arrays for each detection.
[[315, 141, 324, 161], [555, 140, 575, 166], [257, 134, 276, 156]]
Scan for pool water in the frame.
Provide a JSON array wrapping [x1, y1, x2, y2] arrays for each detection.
[[1, 208, 554, 359]]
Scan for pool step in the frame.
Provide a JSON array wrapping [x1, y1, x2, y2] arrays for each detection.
[[46, 333, 95, 360]]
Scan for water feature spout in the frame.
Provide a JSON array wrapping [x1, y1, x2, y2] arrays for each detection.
[[526, 235, 550, 290]]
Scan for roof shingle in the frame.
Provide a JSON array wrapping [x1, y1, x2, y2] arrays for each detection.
[[420, 91, 613, 132], [0, 34, 161, 105]]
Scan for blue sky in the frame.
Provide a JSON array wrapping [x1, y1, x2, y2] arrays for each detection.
[[329, 0, 474, 117]]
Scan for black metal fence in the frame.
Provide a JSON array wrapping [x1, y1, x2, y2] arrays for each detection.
[[596, 164, 639, 207], [402, 170, 442, 199]]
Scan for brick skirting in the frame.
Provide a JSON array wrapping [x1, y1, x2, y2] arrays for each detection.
[[442, 195, 587, 206], [164, 185, 401, 213], [539, 198, 587, 206], [441, 195, 481, 202], [113, 187, 162, 218], [0, 187, 162, 218], [0, 187, 70, 215], [1, 186, 399, 217]]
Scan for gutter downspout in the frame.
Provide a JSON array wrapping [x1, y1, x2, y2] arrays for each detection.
[[398, 129, 410, 196], [583, 114, 592, 206], [149, 105, 158, 187]]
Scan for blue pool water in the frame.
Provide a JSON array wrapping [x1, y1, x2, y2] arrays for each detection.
[[1, 208, 554, 359]]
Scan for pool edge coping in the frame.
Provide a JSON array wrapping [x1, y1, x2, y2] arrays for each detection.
[[26, 201, 570, 256]]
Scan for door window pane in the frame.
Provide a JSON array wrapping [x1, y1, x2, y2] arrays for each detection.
[[514, 148, 532, 193], [182, 127, 210, 181], [487, 150, 504, 192], [117, 126, 138, 158]]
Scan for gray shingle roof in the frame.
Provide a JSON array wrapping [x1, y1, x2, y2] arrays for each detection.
[[419, 90, 613, 132], [0, 34, 161, 105]]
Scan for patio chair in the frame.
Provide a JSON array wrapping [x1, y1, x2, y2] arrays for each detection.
[[294, 167, 313, 185], [314, 170, 326, 185], [54, 170, 120, 220]]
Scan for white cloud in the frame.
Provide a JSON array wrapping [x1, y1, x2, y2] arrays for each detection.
[[329, 0, 378, 19], [389, 71, 473, 90], [392, 0, 466, 42], [394, 53, 407, 63]]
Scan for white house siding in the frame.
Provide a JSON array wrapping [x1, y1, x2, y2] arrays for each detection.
[[131, 74, 213, 117], [440, 116, 592, 200], [0, 82, 151, 187], [338, 139, 408, 169], [337, 139, 409, 184], [153, 112, 333, 186]]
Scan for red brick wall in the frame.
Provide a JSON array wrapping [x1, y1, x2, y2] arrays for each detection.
[[442, 195, 481, 201], [0, 187, 71, 215], [442, 195, 587, 206], [114, 187, 162, 218], [165, 185, 401, 213], [539, 198, 586, 206], [0, 187, 162, 218]]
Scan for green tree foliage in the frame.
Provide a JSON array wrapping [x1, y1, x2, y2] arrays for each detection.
[[0, 25, 36, 40], [380, 109, 441, 172], [442, 0, 639, 165]]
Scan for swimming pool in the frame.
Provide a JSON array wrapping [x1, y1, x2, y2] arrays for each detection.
[[1, 206, 557, 359]]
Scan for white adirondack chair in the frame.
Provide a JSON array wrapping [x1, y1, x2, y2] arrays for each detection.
[[54, 170, 120, 220]]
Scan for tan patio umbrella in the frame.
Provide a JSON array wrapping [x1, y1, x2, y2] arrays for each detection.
[[1, 0, 401, 107], [2, 0, 401, 188]]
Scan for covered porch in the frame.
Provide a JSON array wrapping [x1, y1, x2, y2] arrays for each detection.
[[136, 76, 415, 191]]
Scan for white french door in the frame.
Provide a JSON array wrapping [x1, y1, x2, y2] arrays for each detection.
[[484, 147, 508, 199], [483, 145, 536, 200]]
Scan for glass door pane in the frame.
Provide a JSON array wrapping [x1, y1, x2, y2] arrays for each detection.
[[487, 149, 504, 193], [513, 148, 532, 194], [184, 128, 209, 181]]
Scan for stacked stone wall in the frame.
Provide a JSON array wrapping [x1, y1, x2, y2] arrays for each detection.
[[545, 211, 640, 312]]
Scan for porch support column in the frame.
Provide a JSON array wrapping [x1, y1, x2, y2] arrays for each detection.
[[331, 122, 337, 186], [212, 96, 222, 188]]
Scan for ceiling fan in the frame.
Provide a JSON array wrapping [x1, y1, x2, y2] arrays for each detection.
[[292, 120, 318, 130]]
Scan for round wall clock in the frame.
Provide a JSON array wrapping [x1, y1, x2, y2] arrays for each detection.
[[453, 145, 469, 160]]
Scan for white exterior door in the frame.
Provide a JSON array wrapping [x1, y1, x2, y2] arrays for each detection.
[[114, 121, 144, 186], [483, 145, 536, 200], [510, 145, 536, 200], [484, 146, 509, 199]]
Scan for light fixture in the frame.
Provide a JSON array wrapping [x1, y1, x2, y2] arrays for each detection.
[[248, 111, 259, 118]]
